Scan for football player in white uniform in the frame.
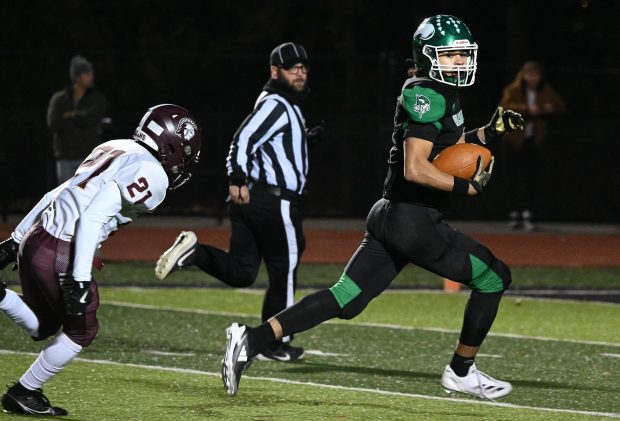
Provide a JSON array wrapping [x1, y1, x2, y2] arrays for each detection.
[[0, 104, 201, 416]]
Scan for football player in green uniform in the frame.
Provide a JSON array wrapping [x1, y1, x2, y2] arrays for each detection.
[[221, 15, 524, 400]]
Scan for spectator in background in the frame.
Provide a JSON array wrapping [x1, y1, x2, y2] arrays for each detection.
[[500, 61, 566, 231], [47, 55, 107, 184]]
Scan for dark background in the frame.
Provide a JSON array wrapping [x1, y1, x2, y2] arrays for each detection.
[[1, 0, 618, 222]]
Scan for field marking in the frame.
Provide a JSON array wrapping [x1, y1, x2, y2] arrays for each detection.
[[142, 350, 196, 357], [601, 353, 620, 359], [477, 353, 503, 358], [104, 300, 620, 348], [305, 350, 350, 357], [0, 349, 617, 419]]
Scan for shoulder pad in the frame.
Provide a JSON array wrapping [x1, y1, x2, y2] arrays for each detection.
[[401, 85, 446, 124]]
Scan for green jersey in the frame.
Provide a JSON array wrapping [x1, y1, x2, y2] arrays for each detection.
[[383, 77, 465, 208]]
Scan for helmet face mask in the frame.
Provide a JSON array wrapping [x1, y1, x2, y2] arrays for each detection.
[[413, 15, 478, 87], [133, 104, 202, 190]]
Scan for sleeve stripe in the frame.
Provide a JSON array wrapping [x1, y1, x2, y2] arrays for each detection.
[[227, 99, 287, 176]]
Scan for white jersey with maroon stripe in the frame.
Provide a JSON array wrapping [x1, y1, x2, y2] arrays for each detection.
[[12, 139, 168, 282]]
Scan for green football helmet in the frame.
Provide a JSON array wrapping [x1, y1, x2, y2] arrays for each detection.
[[412, 15, 478, 87]]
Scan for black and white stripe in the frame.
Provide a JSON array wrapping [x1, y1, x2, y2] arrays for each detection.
[[226, 92, 308, 194]]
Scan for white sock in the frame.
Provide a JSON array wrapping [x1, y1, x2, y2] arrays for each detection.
[[20, 333, 82, 390], [0, 289, 39, 337]]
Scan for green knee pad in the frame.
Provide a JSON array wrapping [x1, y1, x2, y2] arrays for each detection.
[[329, 273, 362, 308], [468, 255, 504, 293]]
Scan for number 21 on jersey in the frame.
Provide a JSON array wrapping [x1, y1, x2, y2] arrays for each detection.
[[76, 145, 153, 205]]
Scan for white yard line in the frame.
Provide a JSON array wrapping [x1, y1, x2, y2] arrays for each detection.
[[601, 353, 620, 359], [103, 300, 620, 348], [476, 353, 503, 358], [142, 350, 196, 357], [0, 349, 617, 419], [305, 350, 350, 357]]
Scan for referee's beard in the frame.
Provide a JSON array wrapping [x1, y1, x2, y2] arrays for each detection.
[[275, 70, 307, 93]]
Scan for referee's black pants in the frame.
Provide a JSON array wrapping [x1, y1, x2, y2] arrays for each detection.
[[195, 190, 305, 327]]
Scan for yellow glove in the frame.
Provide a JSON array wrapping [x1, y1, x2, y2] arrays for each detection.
[[484, 106, 524, 139]]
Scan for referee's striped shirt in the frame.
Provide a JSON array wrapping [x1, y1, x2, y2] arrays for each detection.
[[226, 90, 308, 194]]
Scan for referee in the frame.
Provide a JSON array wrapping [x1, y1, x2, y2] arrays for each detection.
[[156, 42, 324, 361]]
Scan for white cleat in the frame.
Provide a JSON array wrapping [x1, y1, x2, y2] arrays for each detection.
[[222, 323, 253, 396], [441, 363, 512, 400], [154, 231, 197, 280]]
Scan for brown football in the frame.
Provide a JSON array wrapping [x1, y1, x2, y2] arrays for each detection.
[[432, 143, 492, 180]]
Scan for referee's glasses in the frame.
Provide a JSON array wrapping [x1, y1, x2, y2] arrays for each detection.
[[280, 64, 310, 74]]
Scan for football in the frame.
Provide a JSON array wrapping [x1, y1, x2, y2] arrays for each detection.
[[432, 143, 492, 180]]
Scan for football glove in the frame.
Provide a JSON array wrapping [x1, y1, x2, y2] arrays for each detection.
[[470, 155, 495, 193], [484, 106, 524, 140], [306, 120, 326, 145], [0, 238, 19, 270], [60, 276, 93, 316]]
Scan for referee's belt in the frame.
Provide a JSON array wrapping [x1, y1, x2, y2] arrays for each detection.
[[250, 183, 303, 202]]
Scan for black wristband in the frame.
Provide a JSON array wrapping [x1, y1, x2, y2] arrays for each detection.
[[464, 129, 482, 144], [484, 126, 500, 141], [452, 177, 470, 195], [470, 180, 482, 193]]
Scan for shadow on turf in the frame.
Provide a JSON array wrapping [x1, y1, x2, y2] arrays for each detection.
[[199, 385, 436, 418], [279, 361, 439, 381], [278, 362, 620, 394]]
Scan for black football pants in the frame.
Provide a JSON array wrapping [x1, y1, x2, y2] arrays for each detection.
[[276, 199, 511, 348], [194, 190, 305, 326], [337, 199, 511, 311]]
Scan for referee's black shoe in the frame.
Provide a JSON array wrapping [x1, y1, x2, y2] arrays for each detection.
[[256, 342, 305, 362], [1, 382, 68, 416], [155, 231, 197, 280]]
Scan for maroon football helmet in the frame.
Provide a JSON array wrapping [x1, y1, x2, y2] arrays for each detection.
[[133, 104, 202, 190]]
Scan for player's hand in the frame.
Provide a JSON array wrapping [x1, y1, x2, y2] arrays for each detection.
[[60, 276, 92, 316], [306, 120, 326, 145], [484, 106, 524, 139], [0, 238, 19, 271], [229, 185, 250, 205], [470, 155, 495, 194]]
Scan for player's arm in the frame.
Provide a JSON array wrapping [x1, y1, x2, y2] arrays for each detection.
[[62, 181, 122, 315], [403, 137, 477, 196], [72, 181, 123, 283], [400, 86, 477, 195]]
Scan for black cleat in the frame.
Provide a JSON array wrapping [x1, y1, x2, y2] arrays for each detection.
[[1, 382, 68, 416], [256, 342, 305, 362]]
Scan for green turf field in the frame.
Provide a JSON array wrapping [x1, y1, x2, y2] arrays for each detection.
[[0, 287, 618, 420]]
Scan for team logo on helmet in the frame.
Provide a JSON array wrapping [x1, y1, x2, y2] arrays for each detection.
[[176, 118, 197, 141], [415, 22, 435, 40], [414, 94, 431, 118]]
